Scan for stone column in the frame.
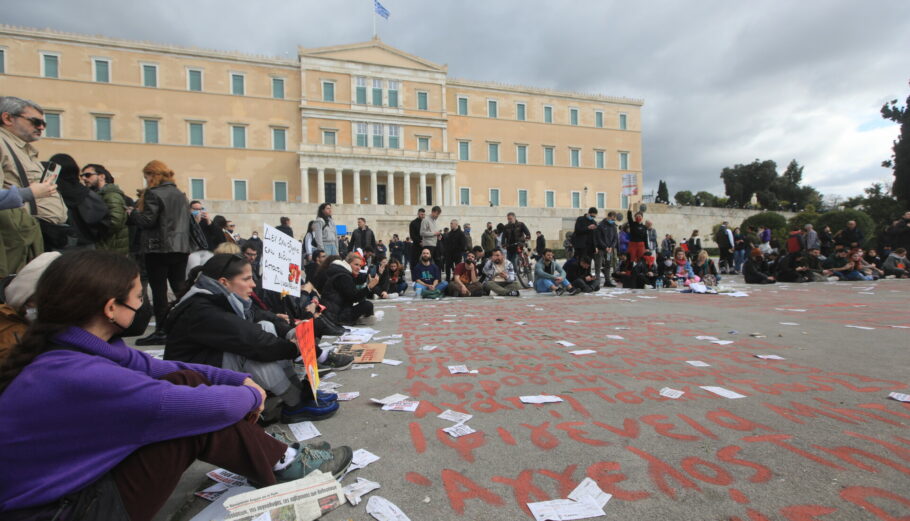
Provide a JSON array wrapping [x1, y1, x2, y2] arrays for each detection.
[[335, 169, 344, 204], [446, 175, 455, 206], [370, 170, 378, 205], [387, 171, 395, 205], [403, 172, 412, 206], [353, 169, 361, 205], [434, 173, 443, 207], [300, 167, 309, 204], [419, 172, 427, 206], [316, 168, 325, 203]]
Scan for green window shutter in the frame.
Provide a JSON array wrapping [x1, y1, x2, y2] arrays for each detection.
[[459, 141, 469, 160], [323, 82, 334, 102], [44, 55, 59, 78], [44, 113, 61, 138], [143, 65, 157, 87], [619, 113, 628, 130], [273, 128, 286, 150], [546, 192, 554, 208], [275, 182, 287, 202], [189, 123, 204, 146], [372, 87, 383, 106], [95, 60, 109, 83], [143, 120, 159, 144], [596, 151, 604, 169], [231, 74, 244, 95], [388, 89, 398, 107], [595, 112, 603, 128], [356, 86, 366, 104], [544, 106, 552, 123], [517, 146, 527, 164], [272, 78, 285, 99], [417, 92, 428, 110], [457, 98, 468, 115], [188, 70, 202, 91], [95, 117, 111, 141], [518, 190, 528, 207], [232, 126, 246, 148], [191, 179, 205, 199], [516, 104, 526, 121], [234, 180, 247, 201]]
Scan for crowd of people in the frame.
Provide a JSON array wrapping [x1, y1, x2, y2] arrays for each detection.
[[1, 95, 909, 518]]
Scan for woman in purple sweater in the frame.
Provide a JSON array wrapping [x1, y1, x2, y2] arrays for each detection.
[[0, 250, 350, 520]]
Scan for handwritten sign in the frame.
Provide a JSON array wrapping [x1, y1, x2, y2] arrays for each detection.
[[262, 224, 302, 297]]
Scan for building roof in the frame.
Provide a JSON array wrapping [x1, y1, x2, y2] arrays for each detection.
[[299, 37, 447, 73]]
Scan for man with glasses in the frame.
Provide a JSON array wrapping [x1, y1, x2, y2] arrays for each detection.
[[81, 164, 129, 255], [0, 97, 68, 275]]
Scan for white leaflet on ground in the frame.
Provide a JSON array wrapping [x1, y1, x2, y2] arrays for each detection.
[[659, 387, 685, 399], [724, 291, 750, 297], [381, 358, 403, 366], [322, 372, 337, 379], [606, 335, 624, 340], [695, 336, 720, 341], [710, 340, 735, 345], [438, 409, 473, 424], [448, 365, 472, 374], [891, 325, 910, 329], [686, 360, 710, 367], [888, 392, 910, 403], [344, 477, 381, 506], [779, 322, 800, 326], [515, 321, 528, 325], [195, 482, 231, 502], [340, 449, 381, 481], [775, 308, 807, 312], [336, 392, 360, 401], [206, 468, 248, 487], [352, 364, 376, 369], [527, 495, 605, 521], [420, 345, 439, 351], [567, 477, 613, 509], [845, 325, 876, 330], [700, 386, 747, 399], [520, 395, 564, 404], [366, 496, 412, 521], [318, 381, 342, 391], [371, 393, 409, 405], [381, 400, 420, 412], [443, 423, 476, 438], [565, 320, 580, 323], [555, 340, 576, 347], [288, 421, 321, 442], [570, 349, 597, 355], [755, 355, 786, 360]]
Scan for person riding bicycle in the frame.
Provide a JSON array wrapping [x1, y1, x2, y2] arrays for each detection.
[[502, 212, 531, 268]]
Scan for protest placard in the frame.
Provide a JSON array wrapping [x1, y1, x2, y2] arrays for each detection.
[[262, 224, 302, 298], [295, 320, 319, 401], [334, 343, 386, 363]]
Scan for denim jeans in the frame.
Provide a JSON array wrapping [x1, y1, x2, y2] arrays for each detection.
[[733, 250, 747, 273], [415, 281, 448, 297], [535, 278, 569, 293]]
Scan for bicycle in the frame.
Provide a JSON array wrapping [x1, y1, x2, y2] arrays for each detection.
[[512, 241, 534, 288]]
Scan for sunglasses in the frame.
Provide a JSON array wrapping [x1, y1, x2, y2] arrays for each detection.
[[13, 114, 47, 128], [80, 172, 98, 178], [215, 254, 244, 280]]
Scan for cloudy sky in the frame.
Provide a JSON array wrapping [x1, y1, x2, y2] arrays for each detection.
[[8, 0, 910, 198]]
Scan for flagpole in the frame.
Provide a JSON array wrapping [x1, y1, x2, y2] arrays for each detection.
[[372, 0, 377, 39]]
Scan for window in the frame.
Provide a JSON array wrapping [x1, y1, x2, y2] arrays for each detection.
[[570, 108, 579, 126], [142, 119, 159, 144], [355, 122, 367, 147], [571, 191, 581, 209], [272, 127, 287, 151], [489, 188, 500, 207], [93, 59, 110, 83], [372, 78, 383, 106], [231, 125, 246, 149], [543, 105, 553, 123], [41, 53, 59, 78], [44, 113, 61, 138], [142, 64, 158, 88], [371, 123, 383, 148], [190, 178, 205, 200], [322, 81, 335, 102], [545, 191, 555, 208], [619, 151, 629, 170], [417, 136, 429, 151], [417, 91, 428, 110], [325, 182, 337, 204], [516, 145, 527, 165], [425, 186, 433, 205], [322, 129, 336, 146], [487, 100, 498, 118], [94, 116, 112, 141], [389, 126, 401, 149], [516, 103, 526, 121], [231, 73, 245, 95], [378, 184, 387, 205], [355, 77, 367, 104], [570, 148, 580, 168], [595, 150, 605, 169], [233, 180, 247, 201], [274, 181, 288, 202], [544, 146, 554, 166], [0, 49, 5, 74], [457, 96, 468, 115], [458, 141, 470, 161], [188, 122, 204, 146], [388, 80, 399, 107], [272, 77, 285, 99], [595, 111, 604, 128], [459, 187, 470, 205], [619, 113, 628, 130], [596, 192, 606, 209], [187, 69, 203, 91], [518, 189, 528, 208], [622, 194, 629, 209], [488, 143, 499, 163]]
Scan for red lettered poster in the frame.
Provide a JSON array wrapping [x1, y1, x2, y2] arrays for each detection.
[[295, 319, 320, 401]]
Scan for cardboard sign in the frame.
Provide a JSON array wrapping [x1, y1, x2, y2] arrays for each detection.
[[262, 224, 302, 297], [334, 343, 387, 364], [295, 320, 319, 400]]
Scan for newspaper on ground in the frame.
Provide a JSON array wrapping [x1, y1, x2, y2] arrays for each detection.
[[568, 477, 613, 509], [659, 387, 685, 399], [527, 495, 604, 521], [366, 496, 412, 521], [443, 423, 476, 438], [207, 469, 248, 487], [555, 340, 576, 347], [438, 409, 473, 424], [606, 335, 624, 340], [222, 470, 344, 521], [336, 392, 360, 401], [520, 395, 564, 404], [888, 392, 910, 403], [340, 449, 381, 481], [195, 482, 231, 502], [570, 349, 597, 356], [381, 358, 402, 366], [710, 340, 735, 345], [381, 400, 420, 412], [336, 331, 375, 344], [695, 336, 720, 341], [343, 477, 381, 506], [420, 345, 439, 351], [755, 354, 786, 360], [288, 422, 321, 442], [317, 381, 342, 392], [779, 322, 800, 326], [685, 360, 711, 367], [447, 365, 477, 374], [700, 386, 748, 399], [352, 364, 375, 370], [724, 291, 750, 297], [371, 393, 409, 405]]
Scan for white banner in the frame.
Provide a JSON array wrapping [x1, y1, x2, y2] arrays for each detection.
[[622, 173, 639, 196], [262, 224, 302, 297]]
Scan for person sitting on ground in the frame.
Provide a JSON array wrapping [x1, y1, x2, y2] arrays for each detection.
[[412, 247, 447, 298], [304, 249, 326, 284], [828, 249, 874, 281], [0, 250, 352, 520], [743, 248, 776, 284], [482, 248, 523, 297], [691, 250, 721, 286], [0, 252, 60, 354], [534, 249, 578, 295], [310, 254, 340, 294], [564, 255, 599, 293], [823, 246, 849, 271], [447, 250, 483, 297], [857, 250, 884, 280], [863, 249, 883, 269], [165, 254, 351, 425], [666, 248, 699, 288], [375, 256, 408, 297], [470, 246, 488, 283], [321, 252, 379, 323], [630, 251, 661, 289], [776, 251, 813, 283], [881, 248, 908, 278], [612, 253, 634, 287], [804, 248, 831, 281]]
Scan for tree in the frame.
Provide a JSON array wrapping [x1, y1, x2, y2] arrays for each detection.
[[656, 180, 670, 204], [817, 209, 876, 249], [741, 212, 788, 243], [695, 191, 718, 207], [674, 190, 695, 206], [843, 183, 904, 242], [881, 80, 910, 205], [720, 158, 821, 210], [721, 159, 778, 208]]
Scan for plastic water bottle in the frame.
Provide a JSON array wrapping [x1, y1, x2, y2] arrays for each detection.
[[655, 278, 663, 290]]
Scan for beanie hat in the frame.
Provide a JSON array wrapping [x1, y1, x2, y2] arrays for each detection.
[[5, 252, 62, 310], [750, 248, 762, 258]]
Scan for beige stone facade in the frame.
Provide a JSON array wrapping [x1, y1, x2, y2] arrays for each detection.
[[0, 25, 643, 210]]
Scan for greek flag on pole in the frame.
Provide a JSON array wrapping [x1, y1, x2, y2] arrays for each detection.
[[374, 0, 390, 19]]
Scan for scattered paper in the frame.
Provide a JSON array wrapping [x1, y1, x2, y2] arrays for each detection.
[[348, 449, 380, 473], [336, 392, 360, 401], [845, 325, 875, 330], [659, 387, 685, 399], [779, 322, 800, 326], [555, 340, 576, 347], [420, 345, 439, 351], [700, 386, 747, 399], [520, 395, 564, 404], [710, 340, 735, 345], [515, 321, 528, 325], [725, 291, 750, 297], [527, 495, 605, 521], [755, 354, 786, 360], [318, 381, 342, 391], [344, 477, 381, 506], [195, 482, 230, 502], [438, 409, 473, 424], [335, 343, 387, 364], [322, 372, 337, 379], [888, 392, 910, 403], [695, 336, 720, 341], [606, 335, 625, 340], [565, 320, 580, 324], [775, 308, 807, 312], [381, 358, 403, 366], [614, 326, 630, 330], [448, 365, 470, 374], [288, 421, 321, 442], [686, 360, 711, 367], [366, 496, 411, 521], [371, 393, 410, 405], [570, 349, 597, 356], [207, 468, 248, 487], [443, 423, 477, 438], [352, 364, 376, 370], [568, 477, 613, 509], [891, 325, 910, 329], [222, 470, 343, 521], [381, 400, 420, 412], [337, 332, 375, 344]]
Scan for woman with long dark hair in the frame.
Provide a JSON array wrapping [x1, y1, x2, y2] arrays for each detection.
[[0, 250, 351, 520], [314, 203, 338, 255]]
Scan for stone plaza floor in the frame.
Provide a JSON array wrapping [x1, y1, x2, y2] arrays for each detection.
[[147, 276, 910, 521]]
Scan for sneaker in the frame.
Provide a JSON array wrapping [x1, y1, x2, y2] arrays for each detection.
[[568, 287, 583, 296], [281, 398, 339, 423], [604, 281, 617, 288], [555, 286, 566, 296], [135, 331, 167, 346], [274, 444, 354, 482], [319, 352, 354, 372], [507, 290, 521, 297]]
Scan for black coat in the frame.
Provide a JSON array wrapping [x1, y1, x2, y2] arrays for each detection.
[[445, 228, 467, 259], [164, 293, 297, 368], [535, 235, 546, 256], [626, 211, 648, 242], [409, 217, 423, 246], [595, 219, 619, 250], [351, 226, 377, 252], [572, 215, 596, 254], [321, 263, 372, 323], [128, 182, 192, 254]]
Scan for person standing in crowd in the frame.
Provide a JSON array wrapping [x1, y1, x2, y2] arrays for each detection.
[[48, 153, 111, 249], [0, 250, 353, 521], [572, 207, 598, 260], [715, 221, 735, 274], [186, 201, 214, 275], [818, 224, 834, 256], [594, 211, 619, 288], [463, 223, 474, 252], [389, 234, 405, 265], [535, 231, 546, 261], [420, 205, 442, 265], [128, 160, 192, 346], [687, 230, 702, 259], [402, 237, 412, 269], [802, 224, 820, 251], [834, 220, 864, 250], [245, 230, 262, 253], [626, 204, 648, 262], [376, 239, 387, 258], [81, 163, 129, 255], [482, 248, 522, 297], [350, 217, 377, 253], [481, 222, 497, 258], [302, 220, 319, 263], [757, 225, 773, 253], [563, 232, 574, 259], [534, 249, 579, 295], [207, 216, 234, 250], [412, 247, 447, 298], [502, 212, 531, 267], [444, 219, 467, 282], [732, 227, 748, 274], [660, 233, 677, 260], [786, 225, 803, 254], [408, 208, 425, 269], [887, 211, 910, 251], [314, 203, 339, 256], [275, 216, 293, 238], [645, 220, 658, 253]]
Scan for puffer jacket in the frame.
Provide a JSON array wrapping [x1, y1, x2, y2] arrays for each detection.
[[320, 260, 372, 323], [128, 182, 191, 254], [95, 183, 129, 254]]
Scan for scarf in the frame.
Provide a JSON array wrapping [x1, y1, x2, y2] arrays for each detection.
[[179, 274, 252, 321]]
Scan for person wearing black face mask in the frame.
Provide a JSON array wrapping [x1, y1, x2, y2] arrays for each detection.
[[595, 211, 619, 287]]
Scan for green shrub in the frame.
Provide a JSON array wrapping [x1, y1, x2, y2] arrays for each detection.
[[741, 212, 788, 243], [816, 209, 876, 249]]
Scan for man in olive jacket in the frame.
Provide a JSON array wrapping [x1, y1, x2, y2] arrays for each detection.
[[82, 164, 129, 254]]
